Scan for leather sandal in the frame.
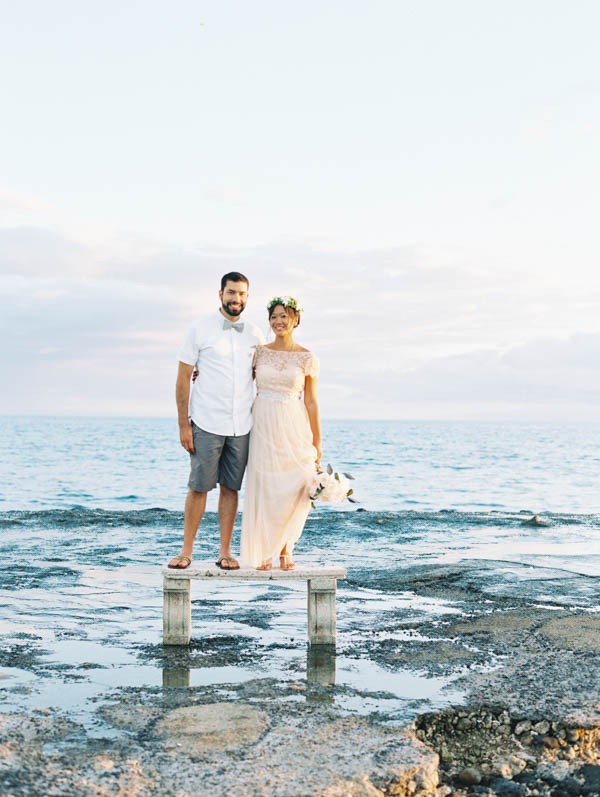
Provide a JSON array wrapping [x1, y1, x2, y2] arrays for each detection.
[[168, 555, 192, 569], [215, 555, 240, 570]]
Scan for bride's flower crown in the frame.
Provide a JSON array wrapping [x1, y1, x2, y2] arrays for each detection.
[[266, 295, 304, 313]]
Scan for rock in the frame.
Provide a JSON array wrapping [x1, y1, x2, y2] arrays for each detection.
[[561, 776, 586, 796], [542, 735, 560, 750], [488, 777, 524, 795], [492, 755, 526, 780], [100, 702, 159, 732], [538, 615, 600, 655], [154, 702, 269, 754], [93, 755, 115, 772], [537, 760, 573, 782], [321, 775, 384, 796], [533, 720, 550, 735], [458, 767, 482, 786], [577, 764, 600, 794], [521, 733, 534, 746], [525, 515, 543, 526], [514, 720, 532, 736]]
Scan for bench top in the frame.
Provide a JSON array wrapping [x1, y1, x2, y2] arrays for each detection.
[[162, 560, 346, 580]]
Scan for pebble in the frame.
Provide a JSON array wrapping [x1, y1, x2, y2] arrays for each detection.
[[458, 767, 482, 786], [541, 735, 560, 750], [514, 720, 532, 736], [93, 756, 115, 772], [493, 755, 526, 780]]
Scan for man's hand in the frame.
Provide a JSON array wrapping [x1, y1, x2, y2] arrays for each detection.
[[180, 423, 195, 454], [176, 362, 195, 451]]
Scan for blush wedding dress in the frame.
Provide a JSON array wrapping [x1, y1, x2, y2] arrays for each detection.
[[240, 346, 319, 568]]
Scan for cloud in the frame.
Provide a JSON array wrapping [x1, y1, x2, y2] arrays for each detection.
[[0, 189, 54, 218], [347, 333, 600, 419], [1, 224, 599, 419], [0, 226, 90, 278]]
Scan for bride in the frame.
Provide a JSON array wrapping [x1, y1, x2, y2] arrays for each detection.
[[240, 296, 321, 570]]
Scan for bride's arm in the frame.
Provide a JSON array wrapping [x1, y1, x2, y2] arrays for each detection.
[[304, 376, 322, 465]]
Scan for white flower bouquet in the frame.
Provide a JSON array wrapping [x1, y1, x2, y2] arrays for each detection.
[[309, 464, 357, 506]]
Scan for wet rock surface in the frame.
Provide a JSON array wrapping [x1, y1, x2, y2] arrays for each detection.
[[0, 693, 439, 797], [1, 558, 599, 795]]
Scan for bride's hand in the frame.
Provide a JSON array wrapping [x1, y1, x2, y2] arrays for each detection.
[[314, 443, 322, 464]]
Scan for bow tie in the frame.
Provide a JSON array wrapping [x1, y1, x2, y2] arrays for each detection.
[[223, 319, 244, 333]]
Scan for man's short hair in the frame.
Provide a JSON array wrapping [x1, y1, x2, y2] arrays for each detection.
[[221, 272, 249, 291]]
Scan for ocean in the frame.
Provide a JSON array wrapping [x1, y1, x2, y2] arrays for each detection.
[[0, 416, 599, 734], [2, 416, 599, 515]]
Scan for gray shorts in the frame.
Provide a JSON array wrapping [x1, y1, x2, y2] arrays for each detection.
[[188, 423, 249, 493]]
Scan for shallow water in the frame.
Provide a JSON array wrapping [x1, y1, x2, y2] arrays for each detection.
[[1, 418, 599, 740], [1, 507, 598, 736]]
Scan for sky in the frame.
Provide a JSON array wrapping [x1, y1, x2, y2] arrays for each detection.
[[1, 0, 600, 420]]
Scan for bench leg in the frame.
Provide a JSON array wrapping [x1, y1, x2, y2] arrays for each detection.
[[163, 576, 191, 645], [307, 577, 336, 645]]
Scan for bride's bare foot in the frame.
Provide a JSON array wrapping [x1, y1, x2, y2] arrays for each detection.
[[279, 553, 295, 570], [256, 560, 272, 570]]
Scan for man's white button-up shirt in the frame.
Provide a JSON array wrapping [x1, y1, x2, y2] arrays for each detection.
[[178, 311, 265, 437]]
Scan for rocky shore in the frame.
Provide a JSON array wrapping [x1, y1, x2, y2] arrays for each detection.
[[1, 560, 599, 796]]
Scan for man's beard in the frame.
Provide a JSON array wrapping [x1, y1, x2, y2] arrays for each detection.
[[222, 300, 245, 317]]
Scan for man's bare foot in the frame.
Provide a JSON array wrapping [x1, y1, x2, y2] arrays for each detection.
[[168, 554, 192, 569]]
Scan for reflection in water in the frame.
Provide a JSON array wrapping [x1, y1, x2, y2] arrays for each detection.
[[307, 645, 336, 687], [162, 668, 190, 688], [160, 644, 337, 691]]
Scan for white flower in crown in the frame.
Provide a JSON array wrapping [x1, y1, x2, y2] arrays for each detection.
[[267, 295, 304, 313]]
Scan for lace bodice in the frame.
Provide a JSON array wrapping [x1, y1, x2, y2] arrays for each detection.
[[254, 346, 319, 396]]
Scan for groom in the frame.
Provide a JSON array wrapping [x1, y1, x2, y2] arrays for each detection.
[[168, 272, 265, 570]]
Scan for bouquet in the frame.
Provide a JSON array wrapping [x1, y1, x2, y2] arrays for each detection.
[[309, 464, 357, 507]]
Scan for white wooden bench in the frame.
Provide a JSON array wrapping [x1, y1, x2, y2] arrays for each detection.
[[162, 561, 346, 646]]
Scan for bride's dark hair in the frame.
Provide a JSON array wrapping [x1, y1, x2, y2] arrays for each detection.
[[267, 297, 301, 327]]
